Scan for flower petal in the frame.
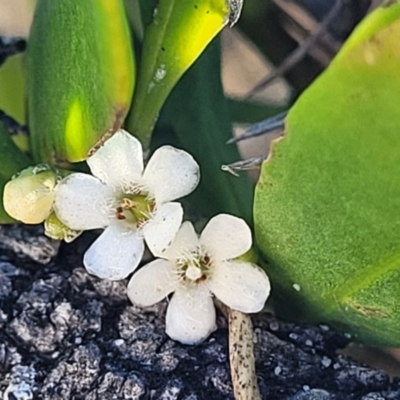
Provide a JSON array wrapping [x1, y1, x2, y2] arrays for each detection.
[[142, 202, 183, 256], [83, 223, 145, 280], [54, 173, 114, 230], [87, 129, 144, 189], [208, 260, 270, 313], [143, 146, 199, 203], [161, 221, 199, 260], [200, 214, 252, 261], [166, 285, 216, 345], [127, 259, 178, 306]]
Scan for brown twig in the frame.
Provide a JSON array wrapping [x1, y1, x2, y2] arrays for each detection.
[[216, 301, 261, 400], [273, 0, 341, 55], [245, 0, 344, 100]]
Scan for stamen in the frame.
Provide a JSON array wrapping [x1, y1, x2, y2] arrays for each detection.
[[115, 206, 124, 219], [120, 198, 134, 209], [175, 246, 213, 285], [195, 275, 207, 284], [114, 192, 155, 227]]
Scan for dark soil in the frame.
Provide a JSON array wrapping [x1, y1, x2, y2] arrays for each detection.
[[0, 225, 399, 400]]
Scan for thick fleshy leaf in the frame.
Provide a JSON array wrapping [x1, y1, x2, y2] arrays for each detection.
[[28, 0, 135, 162], [143, 146, 199, 204], [209, 261, 270, 313], [88, 130, 144, 189], [142, 202, 183, 256], [84, 223, 144, 280], [164, 40, 253, 223], [254, 3, 400, 346], [127, 0, 233, 148], [127, 259, 178, 306], [166, 285, 216, 344], [161, 221, 199, 260], [201, 214, 252, 261], [54, 173, 114, 230]]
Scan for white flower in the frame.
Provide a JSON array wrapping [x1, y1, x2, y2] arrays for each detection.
[[127, 214, 271, 345], [54, 129, 200, 280]]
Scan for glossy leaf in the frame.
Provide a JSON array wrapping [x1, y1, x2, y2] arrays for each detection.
[[28, 0, 135, 163], [0, 122, 32, 223], [127, 0, 232, 148], [254, 3, 400, 346], [164, 40, 253, 224]]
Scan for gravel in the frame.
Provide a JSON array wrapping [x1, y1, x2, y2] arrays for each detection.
[[0, 225, 399, 400]]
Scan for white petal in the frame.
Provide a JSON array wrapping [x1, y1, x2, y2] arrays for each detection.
[[54, 173, 114, 230], [143, 146, 199, 203], [166, 285, 216, 345], [87, 129, 144, 189], [83, 223, 145, 280], [127, 259, 178, 306], [200, 214, 252, 261], [142, 202, 183, 256], [161, 221, 199, 260], [208, 261, 270, 313]]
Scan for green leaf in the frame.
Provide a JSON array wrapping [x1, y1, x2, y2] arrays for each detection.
[[123, 0, 144, 40], [137, 0, 158, 27], [254, 3, 400, 346], [0, 54, 26, 124], [227, 98, 288, 124], [28, 0, 135, 163], [127, 0, 231, 148], [165, 40, 253, 224], [0, 122, 32, 223]]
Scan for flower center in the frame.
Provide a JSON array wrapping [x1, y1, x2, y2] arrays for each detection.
[[115, 193, 155, 228], [185, 265, 202, 281], [177, 248, 211, 284]]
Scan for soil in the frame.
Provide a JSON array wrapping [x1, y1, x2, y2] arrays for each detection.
[[0, 225, 399, 400]]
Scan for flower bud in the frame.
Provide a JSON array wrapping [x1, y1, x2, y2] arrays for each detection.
[[44, 211, 81, 243], [3, 164, 57, 224]]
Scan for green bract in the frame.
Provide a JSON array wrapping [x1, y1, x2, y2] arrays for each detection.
[[254, 3, 400, 346], [28, 0, 135, 163]]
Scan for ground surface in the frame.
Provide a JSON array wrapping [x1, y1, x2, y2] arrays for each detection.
[[0, 225, 400, 400]]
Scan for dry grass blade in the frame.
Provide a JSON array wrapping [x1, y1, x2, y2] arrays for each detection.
[[245, 0, 345, 99], [222, 156, 266, 176], [227, 111, 287, 144]]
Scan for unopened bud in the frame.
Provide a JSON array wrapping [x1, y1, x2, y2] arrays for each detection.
[[44, 211, 81, 243], [3, 165, 57, 224]]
